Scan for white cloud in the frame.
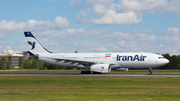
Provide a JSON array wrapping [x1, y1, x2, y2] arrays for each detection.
[[167, 28, 180, 34], [16, 45, 28, 52], [0, 16, 69, 33], [162, 34, 180, 42], [0, 42, 7, 45], [118, 40, 126, 46], [76, 0, 180, 25], [68, 42, 103, 52], [10, 27, 180, 55], [96, 47, 107, 52], [90, 10, 142, 25], [164, 0, 180, 13], [6, 45, 12, 50], [122, 0, 168, 12], [0, 33, 5, 39], [40, 38, 60, 46], [121, 0, 180, 13], [34, 28, 161, 53], [39, 28, 111, 39], [86, 0, 114, 5], [77, 11, 89, 23], [92, 4, 107, 15], [173, 49, 177, 53], [69, 0, 81, 6], [134, 29, 152, 33], [159, 45, 164, 47]]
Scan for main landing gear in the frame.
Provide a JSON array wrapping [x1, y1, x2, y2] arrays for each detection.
[[148, 68, 152, 75], [81, 71, 91, 74], [92, 71, 102, 74], [81, 71, 102, 74]]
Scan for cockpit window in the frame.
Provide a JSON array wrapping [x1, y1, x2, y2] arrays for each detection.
[[159, 57, 165, 59]]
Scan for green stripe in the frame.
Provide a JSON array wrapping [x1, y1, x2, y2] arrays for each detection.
[[105, 54, 111, 55]]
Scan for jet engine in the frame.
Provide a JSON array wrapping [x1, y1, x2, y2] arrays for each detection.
[[90, 64, 111, 73]]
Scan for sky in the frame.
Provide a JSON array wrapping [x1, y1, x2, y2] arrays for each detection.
[[0, 0, 180, 55]]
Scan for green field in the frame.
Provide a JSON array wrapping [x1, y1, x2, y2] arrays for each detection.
[[0, 76, 180, 101], [0, 70, 180, 74]]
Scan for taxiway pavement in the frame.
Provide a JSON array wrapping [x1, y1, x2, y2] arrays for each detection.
[[0, 74, 180, 77]]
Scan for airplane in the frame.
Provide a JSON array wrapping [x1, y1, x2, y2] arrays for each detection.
[[24, 31, 169, 75]]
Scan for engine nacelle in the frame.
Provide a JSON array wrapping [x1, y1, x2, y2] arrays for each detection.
[[90, 64, 111, 73]]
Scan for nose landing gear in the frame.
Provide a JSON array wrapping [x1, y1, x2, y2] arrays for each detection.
[[148, 68, 152, 75]]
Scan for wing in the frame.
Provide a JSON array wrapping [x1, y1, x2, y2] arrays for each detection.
[[50, 57, 97, 65], [47, 57, 119, 67]]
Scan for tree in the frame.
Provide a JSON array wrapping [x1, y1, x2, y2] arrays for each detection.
[[23, 59, 30, 69], [44, 63, 56, 69], [18, 57, 23, 69], [37, 61, 44, 70], [74, 51, 78, 53], [23, 51, 28, 55], [0, 57, 2, 69], [176, 55, 180, 69], [0, 57, 7, 69], [26, 59, 38, 69], [6, 56, 12, 69], [171, 55, 177, 69]]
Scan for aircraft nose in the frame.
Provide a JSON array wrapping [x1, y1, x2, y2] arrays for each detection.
[[164, 59, 169, 64], [166, 59, 169, 64]]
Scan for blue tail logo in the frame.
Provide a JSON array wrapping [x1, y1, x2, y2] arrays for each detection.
[[101, 66, 104, 71], [28, 41, 36, 50]]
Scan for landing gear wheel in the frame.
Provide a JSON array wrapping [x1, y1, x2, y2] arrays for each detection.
[[92, 71, 96, 74], [81, 71, 91, 74], [86, 71, 91, 74], [81, 71, 85, 74], [148, 71, 152, 75], [92, 71, 102, 74], [148, 68, 152, 75]]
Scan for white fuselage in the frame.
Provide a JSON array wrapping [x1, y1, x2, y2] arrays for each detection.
[[37, 52, 169, 69]]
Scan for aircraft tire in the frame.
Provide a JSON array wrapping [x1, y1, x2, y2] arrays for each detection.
[[81, 71, 91, 74], [86, 71, 91, 74], [148, 71, 152, 75], [92, 71, 96, 74], [92, 71, 102, 74], [81, 71, 85, 74]]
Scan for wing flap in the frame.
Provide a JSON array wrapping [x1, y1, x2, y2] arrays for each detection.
[[48, 57, 97, 65], [45, 57, 118, 67]]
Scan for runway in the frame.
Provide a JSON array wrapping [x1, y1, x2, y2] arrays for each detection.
[[0, 74, 180, 77]]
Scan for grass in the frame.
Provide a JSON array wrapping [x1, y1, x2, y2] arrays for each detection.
[[0, 76, 180, 101], [0, 70, 180, 74]]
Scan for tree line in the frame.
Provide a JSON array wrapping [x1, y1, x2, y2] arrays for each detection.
[[0, 53, 179, 70], [0, 56, 12, 69], [22, 58, 66, 70], [0, 56, 66, 70]]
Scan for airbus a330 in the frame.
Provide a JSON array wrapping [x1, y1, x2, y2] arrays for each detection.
[[24, 32, 169, 74]]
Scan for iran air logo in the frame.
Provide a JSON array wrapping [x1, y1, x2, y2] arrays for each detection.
[[28, 41, 36, 50], [101, 66, 104, 71]]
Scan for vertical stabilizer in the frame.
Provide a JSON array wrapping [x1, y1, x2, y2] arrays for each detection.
[[24, 32, 52, 54]]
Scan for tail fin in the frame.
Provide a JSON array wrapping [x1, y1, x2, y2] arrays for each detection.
[[24, 32, 52, 54]]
